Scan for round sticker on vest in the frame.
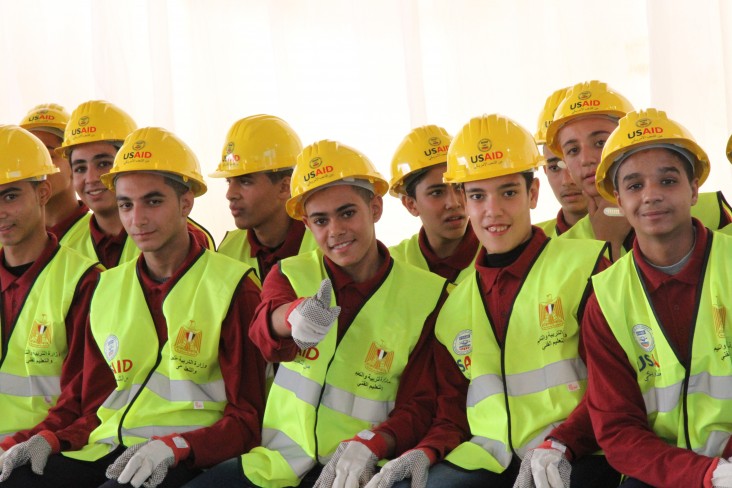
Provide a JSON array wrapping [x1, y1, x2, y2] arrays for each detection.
[[104, 334, 120, 361], [453, 329, 472, 355], [632, 324, 655, 353]]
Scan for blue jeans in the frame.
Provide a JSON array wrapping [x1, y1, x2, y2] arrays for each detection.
[[182, 458, 323, 488]]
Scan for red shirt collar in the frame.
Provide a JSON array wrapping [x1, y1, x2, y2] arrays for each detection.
[[89, 214, 127, 245], [555, 209, 571, 235], [0, 233, 59, 293], [48, 201, 89, 240], [418, 223, 480, 272], [247, 219, 306, 260], [632, 219, 708, 293], [475, 227, 549, 291], [136, 232, 206, 294], [324, 241, 392, 299]]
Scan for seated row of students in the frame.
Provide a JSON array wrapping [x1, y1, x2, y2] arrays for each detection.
[[1, 79, 731, 488]]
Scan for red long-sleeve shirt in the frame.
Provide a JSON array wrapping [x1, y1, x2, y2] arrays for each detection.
[[48, 201, 89, 241], [425, 227, 609, 461], [246, 218, 308, 281], [0, 235, 101, 450], [249, 242, 448, 456], [417, 223, 480, 283], [584, 220, 727, 487], [40, 235, 265, 468]]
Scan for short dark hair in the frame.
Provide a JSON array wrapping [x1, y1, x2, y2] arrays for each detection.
[[521, 172, 535, 191], [403, 168, 431, 198], [351, 185, 376, 204], [163, 177, 191, 197], [265, 168, 294, 184]]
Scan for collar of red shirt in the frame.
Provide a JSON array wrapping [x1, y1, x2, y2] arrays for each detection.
[[89, 214, 127, 245], [323, 241, 392, 300], [48, 200, 89, 240], [418, 222, 480, 271], [474, 227, 549, 291], [632, 218, 708, 294], [136, 232, 206, 294], [247, 218, 306, 260], [0, 233, 59, 293]]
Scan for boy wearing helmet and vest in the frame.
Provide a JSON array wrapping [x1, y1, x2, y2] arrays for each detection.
[[547, 81, 731, 261], [581, 110, 732, 487], [0, 126, 101, 469], [390, 114, 620, 488], [0, 127, 266, 488], [211, 115, 317, 281], [59, 101, 214, 269], [533, 89, 588, 237], [389, 125, 480, 285], [189, 140, 450, 488], [19, 104, 91, 240]]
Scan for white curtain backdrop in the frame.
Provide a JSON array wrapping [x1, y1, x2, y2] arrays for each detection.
[[1, 0, 731, 245]]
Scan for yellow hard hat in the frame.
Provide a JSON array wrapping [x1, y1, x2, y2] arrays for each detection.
[[209, 114, 303, 178], [389, 125, 452, 196], [19, 103, 70, 137], [597, 108, 709, 204], [727, 133, 732, 164], [59, 100, 137, 158], [0, 125, 60, 185], [286, 139, 388, 219], [102, 127, 207, 197], [444, 114, 544, 184], [545, 80, 634, 156], [534, 87, 569, 145]]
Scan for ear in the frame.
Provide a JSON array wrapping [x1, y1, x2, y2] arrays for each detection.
[[401, 195, 420, 217], [35, 180, 52, 206], [278, 175, 292, 200], [689, 178, 699, 206], [528, 177, 540, 210], [180, 190, 194, 218], [371, 194, 384, 223]]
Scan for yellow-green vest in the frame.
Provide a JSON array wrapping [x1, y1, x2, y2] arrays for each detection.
[[436, 238, 606, 473], [60, 213, 140, 267], [693, 191, 731, 231], [64, 250, 256, 461], [240, 250, 448, 488], [0, 246, 99, 441], [218, 228, 318, 280], [593, 231, 732, 456], [535, 218, 558, 238], [389, 232, 477, 286]]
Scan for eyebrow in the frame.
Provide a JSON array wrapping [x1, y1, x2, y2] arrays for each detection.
[[70, 153, 116, 165], [621, 166, 681, 182], [116, 190, 166, 201], [307, 202, 356, 218], [561, 130, 612, 149], [0, 186, 23, 197]]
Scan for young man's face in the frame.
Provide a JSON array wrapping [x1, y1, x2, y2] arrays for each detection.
[[31, 130, 70, 200], [115, 172, 193, 254], [464, 173, 538, 254], [303, 184, 382, 276], [401, 164, 467, 244], [225, 171, 289, 230], [0, 180, 50, 249], [542, 145, 587, 216], [614, 148, 698, 242], [556, 116, 618, 199], [70, 142, 119, 217]]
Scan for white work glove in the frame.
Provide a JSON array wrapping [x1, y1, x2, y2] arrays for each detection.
[[513, 440, 571, 488], [314, 436, 380, 488], [0, 433, 56, 481], [365, 449, 431, 488], [712, 458, 732, 488], [287, 279, 341, 350], [106, 436, 188, 488]]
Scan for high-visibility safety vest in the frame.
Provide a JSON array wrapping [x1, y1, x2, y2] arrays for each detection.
[[593, 232, 732, 456], [218, 228, 318, 280], [436, 238, 606, 473], [64, 250, 256, 461], [0, 246, 99, 441], [389, 232, 477, 286], [695, 191, 732, 231], [535, 218, 558, 238], [240, 249, 448, 488], [60, 213, 139, 266]]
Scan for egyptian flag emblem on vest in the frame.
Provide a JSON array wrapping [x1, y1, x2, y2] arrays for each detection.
[[174, 321, 203, 357], [539, 295, 565, 330], [29, 315, 53, 348], [365, 342, 394, 374], [713, 300, 727, 339]]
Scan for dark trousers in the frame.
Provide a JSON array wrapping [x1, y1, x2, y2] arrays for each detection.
[[1, 448, 201, 488]]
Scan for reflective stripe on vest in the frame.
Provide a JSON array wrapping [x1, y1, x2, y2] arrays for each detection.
[[388, 232, 476, 286], [437, 238, 605, 472], [0, 245, 98, 438], [594, 231, 732, 456], [64, 250, 252, 462], [240, 250, 447, 488], [218, 228, 318, 280]]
